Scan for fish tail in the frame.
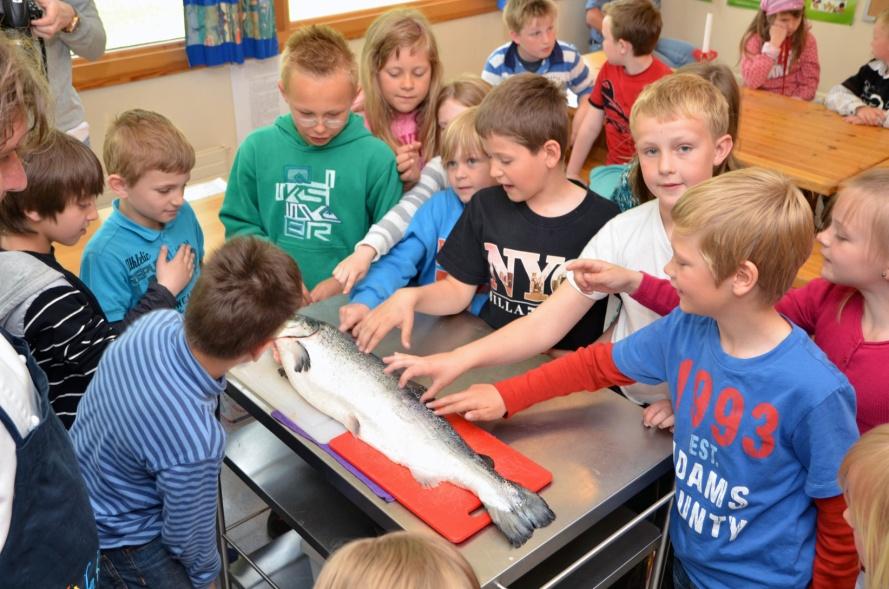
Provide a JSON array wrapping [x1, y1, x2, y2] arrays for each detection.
[[485, 483, 555, 548]]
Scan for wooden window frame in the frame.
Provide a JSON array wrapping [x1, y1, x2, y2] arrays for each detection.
[[72, 0, 496, 91]]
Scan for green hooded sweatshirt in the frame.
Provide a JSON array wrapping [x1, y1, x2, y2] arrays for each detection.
[[221, 113, 402, 288]]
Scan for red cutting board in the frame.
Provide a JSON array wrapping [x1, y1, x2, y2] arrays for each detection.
[[328, 415, 552, 544]]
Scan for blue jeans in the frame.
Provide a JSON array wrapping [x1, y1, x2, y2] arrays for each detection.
[[672, 557, 699, 589], [100, 537, 193, 589]]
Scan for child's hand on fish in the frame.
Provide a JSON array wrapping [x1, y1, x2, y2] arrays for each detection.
[[333, 245, 377, 294], [564, 259, 642, 295], [426, 384, 507, 421], [384, 350, 470, 402], [310, 277, 344, 302], [353, 288, 419, 353], [339, 303, 371, 333], [642, 398, 675, 431]]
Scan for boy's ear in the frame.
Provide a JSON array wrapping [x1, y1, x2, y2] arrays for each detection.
[[277, 80, 289, 103], [617, 38, 632, 56], [712, 134, 734, 167], [107, 174, 130, 199], [508, 29, 521, 45], [542, 139, 563, 168], [730, 260, 759, 298], [23, 208, 44, 224]]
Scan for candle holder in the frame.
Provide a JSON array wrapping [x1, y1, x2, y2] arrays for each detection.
[[692, 49, 719, 63]]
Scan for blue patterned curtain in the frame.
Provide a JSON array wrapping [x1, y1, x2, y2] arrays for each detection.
[[184, 0, 278, 67]]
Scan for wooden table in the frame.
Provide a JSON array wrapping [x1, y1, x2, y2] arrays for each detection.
[[54, 193, 226, 275], [737, 88, 889, 195], [582, 51, 607, 81]]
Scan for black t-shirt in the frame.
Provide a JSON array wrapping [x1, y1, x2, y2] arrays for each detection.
[[438, 183, 620, 350], [842, 60, 889, 111]]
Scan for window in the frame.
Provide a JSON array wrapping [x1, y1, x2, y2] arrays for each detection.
[[290, 0, 407, 22], [94, 0, 184, 51], [74, 0, 495, 90]]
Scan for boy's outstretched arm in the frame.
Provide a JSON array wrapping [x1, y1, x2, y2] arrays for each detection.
[[811, 495, 859, 589], [431, 342, 635, 419], [566, 106, 604, 180], [353, 275, 476, 354]]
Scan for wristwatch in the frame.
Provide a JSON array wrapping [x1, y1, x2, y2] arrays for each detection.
[[62, 9, 80, 34]]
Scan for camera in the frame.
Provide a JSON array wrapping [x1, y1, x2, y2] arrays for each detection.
[[0, 0, 43, 33]]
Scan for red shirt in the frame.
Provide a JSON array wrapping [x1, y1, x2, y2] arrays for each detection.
[[588, 58, 672, 165]]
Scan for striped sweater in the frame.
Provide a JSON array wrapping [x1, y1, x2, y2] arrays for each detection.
[[0, 250, 116, 428], [70, 310, 226, 589]]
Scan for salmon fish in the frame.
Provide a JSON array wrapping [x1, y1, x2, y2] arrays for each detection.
[[275, 315, 555, 547]]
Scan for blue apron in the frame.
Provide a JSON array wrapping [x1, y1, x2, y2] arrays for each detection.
[[0, 329, 100, 587]]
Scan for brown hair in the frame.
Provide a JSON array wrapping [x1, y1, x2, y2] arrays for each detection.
[[440, 107, 485, 163], [627, 72, 735, 204], [0, 130, 104, 235], [184, 237, 304, 359], [878, 8, 889, 28], [502, 0, 558, 33], [314, 531, 480, 589], [604, 0, 663, 56], [0, 36, 52, 154], [672, 167, 813, 304], [361, 9, 443, 158], [280, 25, 357, 90], [839, 424, 889, 589], [740, 10, 809, 73], [433, 75, 491, 156], [475, 73, 568, 159], [103, 109, 196, 186]]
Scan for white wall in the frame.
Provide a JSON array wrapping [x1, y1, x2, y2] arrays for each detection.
[[80, 1, 587, 206], [661, 0, 877, 96]]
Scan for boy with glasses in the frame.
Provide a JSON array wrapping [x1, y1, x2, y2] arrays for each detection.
[[221, 25, 403, 300]]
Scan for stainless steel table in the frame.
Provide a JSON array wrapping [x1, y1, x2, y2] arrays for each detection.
[[225, 296, 673, 588]]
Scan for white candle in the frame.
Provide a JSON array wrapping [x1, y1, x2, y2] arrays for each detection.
[[702, 12, 713, 55]]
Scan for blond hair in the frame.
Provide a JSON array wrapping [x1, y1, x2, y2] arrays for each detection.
[[185, 237, 303, 359], [0, 35, 52, 154], [833, 169, 889, 262], [361, 9, 442, 157], [839, 424, 889, 589], [627, 73, 734, 204], [475, 73, 568, 159], [434, 75, 491, 156], [103, 109, 195, 185], [604, 0, 662, 56], [440, 107, 485, 162], [503, 0, 557, 33], [672, 168, 813, 304], [877, 8, 889, 28], [280, 25, 357, 90], [314, 532, 480, 589]]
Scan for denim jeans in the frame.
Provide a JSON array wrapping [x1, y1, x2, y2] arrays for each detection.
[[100, 537, 193, 589], [672, 557, 699, 589]]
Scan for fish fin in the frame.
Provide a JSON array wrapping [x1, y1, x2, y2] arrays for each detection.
[[291, 341, 311, 372], [344, 414, 360, 436], [407, 468, 444, 489], [485, 483, 555, 548]]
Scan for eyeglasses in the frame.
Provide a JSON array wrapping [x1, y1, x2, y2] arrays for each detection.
[[293, 115, 347, 129]]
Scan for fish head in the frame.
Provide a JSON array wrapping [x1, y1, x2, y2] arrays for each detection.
[[278, 315, 322, 339], [275, 315, 322, 374]]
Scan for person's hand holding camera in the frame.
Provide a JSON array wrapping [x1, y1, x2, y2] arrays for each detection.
[[30, 0, 78, 39]]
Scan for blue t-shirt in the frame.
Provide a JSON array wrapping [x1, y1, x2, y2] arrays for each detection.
[[80, 200, 204, 323], [613, 310, 858, 589]]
